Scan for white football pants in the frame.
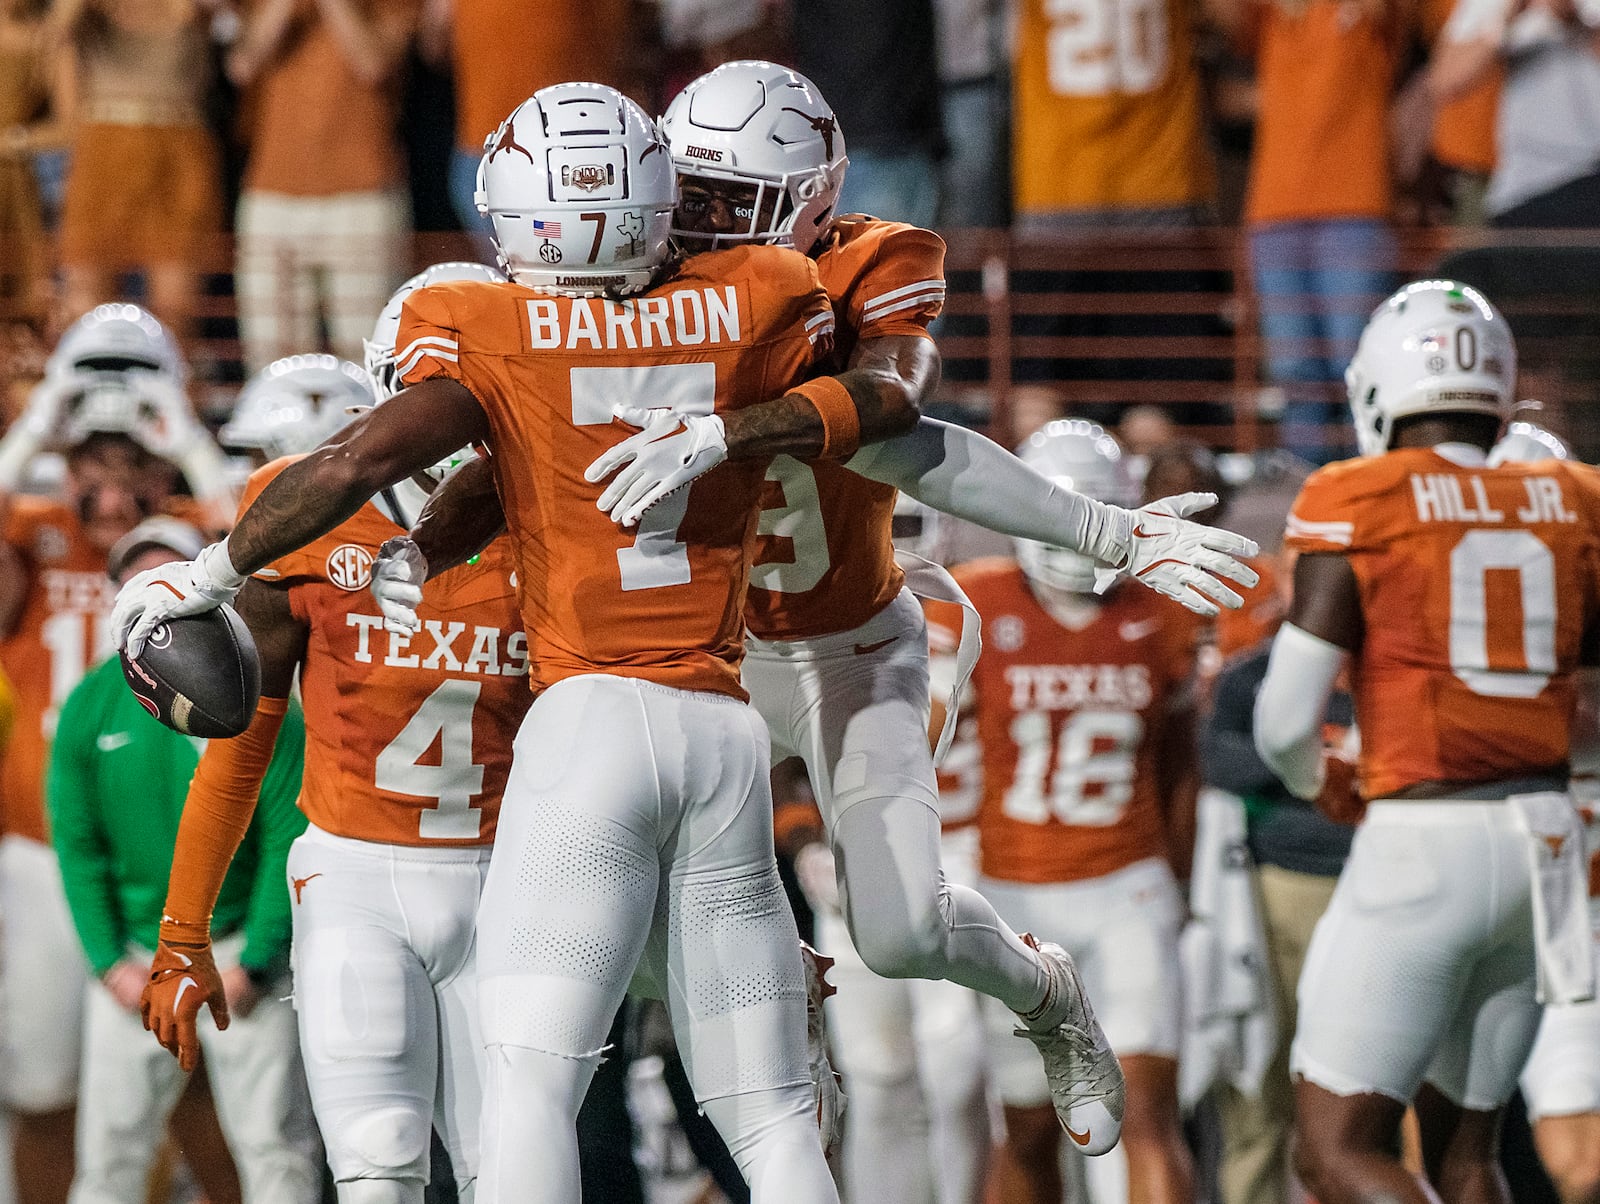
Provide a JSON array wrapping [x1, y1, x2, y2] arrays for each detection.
[[743, 589, 1047, 1013], [473, 674, 836, 1204], [70, 934, 322, 1204], [288, 825, 489, 1202]]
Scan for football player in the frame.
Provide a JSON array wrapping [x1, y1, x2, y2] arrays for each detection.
[[113, 83, 867, 1203], [1255, 280, 1600, 1204], [0, 304, 229, 1204], [135, 283, 527, 1204], [378, 61, 1260, 1155], [952, 421, 1200, 1204]]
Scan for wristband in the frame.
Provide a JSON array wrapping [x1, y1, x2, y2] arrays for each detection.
[[791, 377, 860, 461]]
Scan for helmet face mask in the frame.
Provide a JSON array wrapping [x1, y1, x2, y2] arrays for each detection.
[[474, 84, 676, 296], [1013, 420, 1137, 597], [660, 60, 847, 256], [1346, 279, 1516, 457]]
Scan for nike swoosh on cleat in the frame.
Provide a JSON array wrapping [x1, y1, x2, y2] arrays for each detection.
[[1067, 1125, 1093, 1147], [853, 636, 897, 656]]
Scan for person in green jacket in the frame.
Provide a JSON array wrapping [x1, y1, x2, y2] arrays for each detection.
[[47, 516, 322, 1203]]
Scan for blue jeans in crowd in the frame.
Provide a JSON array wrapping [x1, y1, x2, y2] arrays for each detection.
[[1250, 219, 1397, 465]]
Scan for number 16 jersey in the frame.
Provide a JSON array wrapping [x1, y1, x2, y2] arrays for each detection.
[[1284, 447, 1600, 800]]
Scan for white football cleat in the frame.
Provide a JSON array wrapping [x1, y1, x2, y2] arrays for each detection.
[[1013, 933, 1124, 1155], [799, 940, 846, 1157]]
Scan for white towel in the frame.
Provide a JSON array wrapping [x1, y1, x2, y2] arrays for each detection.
[[1510, 791, 1595, 1005], [897, 550, 981, 765], [1178, 788, 1277, 1112]]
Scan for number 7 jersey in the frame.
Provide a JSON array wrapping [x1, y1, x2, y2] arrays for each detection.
[[1284, 447, 1600, 799]]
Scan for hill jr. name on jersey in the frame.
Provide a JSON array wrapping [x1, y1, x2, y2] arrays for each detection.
[[1412, 474, 1577, 525], [346, 613, 529, 676]]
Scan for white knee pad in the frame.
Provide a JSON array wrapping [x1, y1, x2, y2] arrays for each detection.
[[336, 1175, 425, 1204], [343, 1107, 432, 1175]]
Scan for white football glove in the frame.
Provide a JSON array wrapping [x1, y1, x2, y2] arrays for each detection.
[[370, 536, 428, 634], [584, 406, 728, 528], [1093, 492, 1260, 617], [114, 540, 247, 656]]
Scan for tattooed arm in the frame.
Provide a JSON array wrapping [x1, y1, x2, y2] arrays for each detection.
[[721, 334, 934, 460], [227, 379, 489, 575]]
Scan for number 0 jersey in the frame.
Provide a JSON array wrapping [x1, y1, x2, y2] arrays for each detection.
[[954, 559, 1198, 884], [243, 460, 529, 846], [745, 215, 946, 643], [1285, 448, 1600, 800], [396, 246, 831, 700]]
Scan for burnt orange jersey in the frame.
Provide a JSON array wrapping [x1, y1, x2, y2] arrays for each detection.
[[1284, 449, 1600, 799], [956, 560, 1197, 883], [396, 246, 830, 700], [243, 460, 528, 845], [0, 499, 116, 842], [745, 217, 945, 642], [1012, 0, 1213, 214]]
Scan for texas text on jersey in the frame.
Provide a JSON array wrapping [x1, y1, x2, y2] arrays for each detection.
[[242, 459, 528, 845], [954, 558, 1199, 884]]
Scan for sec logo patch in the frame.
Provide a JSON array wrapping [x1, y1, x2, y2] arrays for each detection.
[[326, 544, 373, 591]]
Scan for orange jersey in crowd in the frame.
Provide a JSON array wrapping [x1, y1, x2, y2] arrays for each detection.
[[1284, 449, 1600, 800], [243, 460, 528, 846], [1011, 0, 1213, 214], [0, 499, 116, 842], [396, 247, 831, 701], [955, 560, 1197, 884], [745, 216, 946, 643]]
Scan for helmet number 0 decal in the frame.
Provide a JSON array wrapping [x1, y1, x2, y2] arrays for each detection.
[[1455, 326, 1477, 373]]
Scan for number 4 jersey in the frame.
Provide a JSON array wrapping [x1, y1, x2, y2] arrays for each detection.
[[242, 459, 531, 847], [953, 559, 1199, 885], [1284, 447, 1600, 800]]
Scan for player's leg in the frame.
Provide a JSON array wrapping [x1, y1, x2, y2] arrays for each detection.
[[432, 854, 493, 1204], [907, 973, 990, 1204], [777, 594, 1047, 1012], [657, 691, 836, 1202], [67, 973, 188, 1203], [0, 835, 84, 1204], [815, 906, 935, 1204], [1290, 806, 1498, 1203], [473, 676, 665, 1203], [1077, 860, 1192, 1204], [278, 831, 443, 1202], [319, 190, 408, 365], [1523, 986, 1600, 1204]]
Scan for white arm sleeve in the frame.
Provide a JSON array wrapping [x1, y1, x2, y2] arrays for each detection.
[[1253, 623, 1349, 801], [845, 417, 1134, 565]]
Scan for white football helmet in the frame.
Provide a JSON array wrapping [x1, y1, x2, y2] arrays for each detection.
[[1345, 279, 1516, 457], [58, 375, 165, 450], [47, 303, 187, 384], [364, 261, 508, 401], [891, 493, 943, 562], [1014, 420, 1137, 594], [475, 83, 675, 296], [1488, 419, 1570, 466], [660, 60, 847, 254], [221, 355, 372, 461]]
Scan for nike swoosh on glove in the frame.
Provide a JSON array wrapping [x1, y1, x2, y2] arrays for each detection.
[[371, 536, 429, 634], [1093, 492, 1261, 617], [114, 540, 247, 656], [584, 408, 728, 528], [142, 939, 228, 1072]]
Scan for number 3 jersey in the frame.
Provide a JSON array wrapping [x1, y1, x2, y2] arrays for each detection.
[[1285, 447, 1600, 800], [242, 460, 530, 847], [396, 245, 831, 701], [953, 559, 1198, 885]]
